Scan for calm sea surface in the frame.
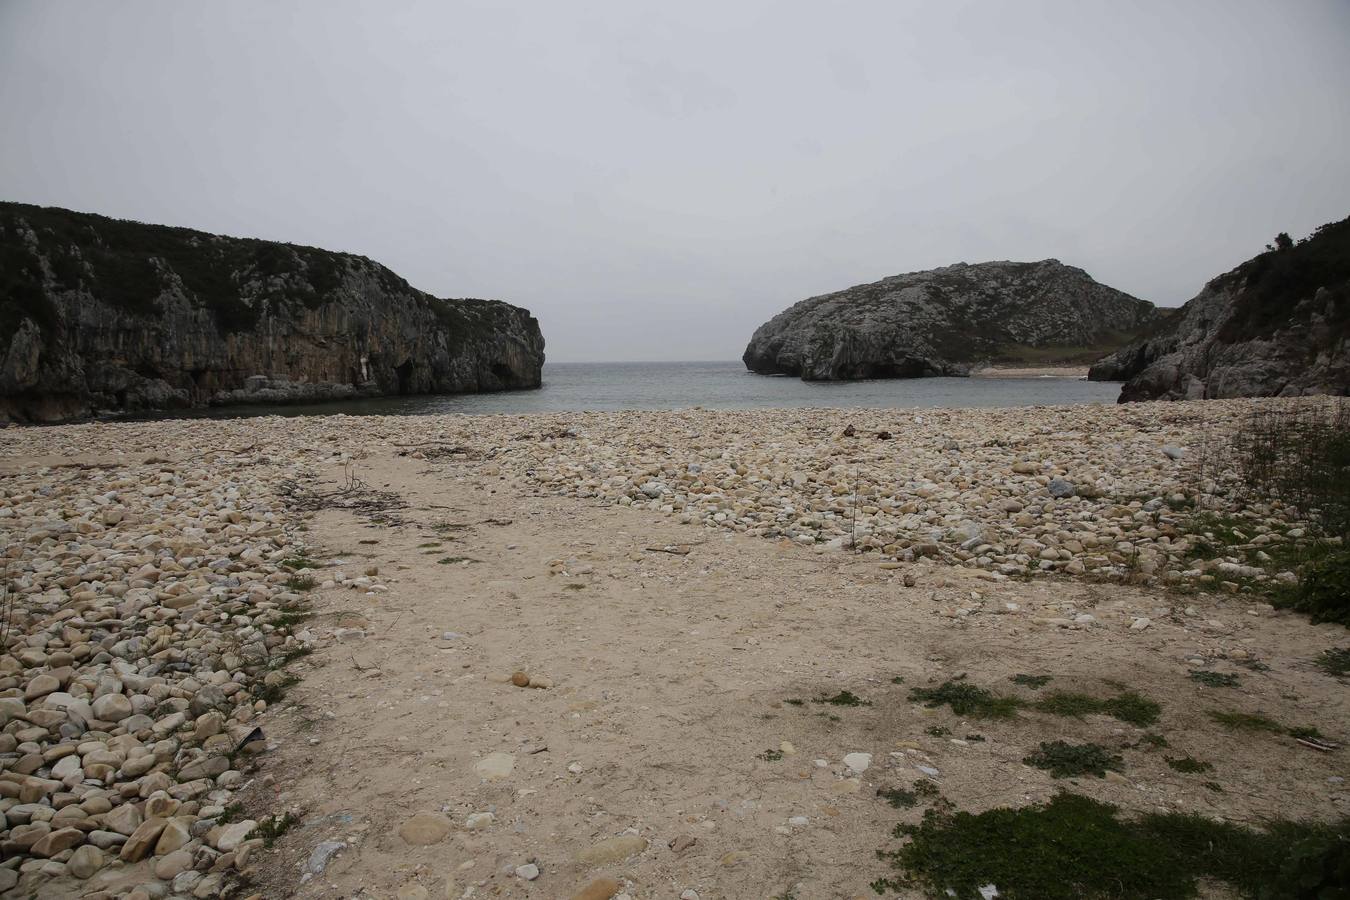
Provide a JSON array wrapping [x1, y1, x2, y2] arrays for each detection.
[[184, 361, 1121, 419]]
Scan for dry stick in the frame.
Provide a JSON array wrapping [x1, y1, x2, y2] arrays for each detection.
[[0, 585, 13, 651], [851, 465, 861, 552]]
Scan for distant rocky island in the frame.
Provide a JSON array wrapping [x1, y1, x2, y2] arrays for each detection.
[[742, 259, 1159, 381], [0, 202, 545, 423], [1091, 215, 1350, 401]]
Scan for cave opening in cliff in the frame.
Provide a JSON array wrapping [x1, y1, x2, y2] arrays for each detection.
[[395, 360, 414, 394], [491, 363, 514, 383]]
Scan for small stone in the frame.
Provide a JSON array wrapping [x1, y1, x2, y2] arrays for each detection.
[[1047, 478, 1076, 498], [68, 844, 107, 879], [1130, 617, 1152, 631], [465, 812, 495, 830], [511, 671, 530, 687], [120, 817, 168, 862], [154, 848, 194, 880], [474, 752, 515, 781], [154, 816, 193, 854], [307, 840, 345, 874], [31, 826, 84, 857], [669, 834, 697, 853], [843, 752, 871, 774], [25, 674, 60, 701], [399, 812, 451, 846], [105, 803, 143, 836], [515, 863, 540, 881], [570, 878, 622, 900], [214, 820, 256, 852], [92, 693, 134, 722], [576, 834, 648, 866]]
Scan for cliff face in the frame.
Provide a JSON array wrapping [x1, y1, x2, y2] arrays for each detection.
[[1089, 216, 1350, 402], [743, 260, 1157, 381], [0, 203, 545, 423]]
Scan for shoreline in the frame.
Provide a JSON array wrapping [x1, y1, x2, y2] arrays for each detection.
[[971, 364, 1090, 378], [0, 397, 1344, 899]]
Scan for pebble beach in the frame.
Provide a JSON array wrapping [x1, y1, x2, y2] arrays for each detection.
[[0, 398, 1345, 899]]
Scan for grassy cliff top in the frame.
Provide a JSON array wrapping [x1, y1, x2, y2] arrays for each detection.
[[0, 201, 483, 339]]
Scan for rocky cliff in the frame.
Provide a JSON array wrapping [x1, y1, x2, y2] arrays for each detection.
[[742, 260, 1158, 381], [0, 202, 545, 423], [1089, 216, 1350, 402]]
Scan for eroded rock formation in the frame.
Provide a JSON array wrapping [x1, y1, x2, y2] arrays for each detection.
[[1090, 216, 1349, 401], [743, 260, 1157, 381], [0, 202, 545, 423]]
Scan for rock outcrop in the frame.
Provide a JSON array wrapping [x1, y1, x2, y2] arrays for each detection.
[[0, 202, 545, 423], [1090, 216, 1350, 401], [743, 260, 1157, 381]]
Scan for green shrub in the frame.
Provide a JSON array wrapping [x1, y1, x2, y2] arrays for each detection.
[[1010, 674, 1052, 689], [1316, 647, 1350, 677], [1189, 670, 1241, 688], [1165, 755, 1213, 774], [1035, 690, 1161, 727], [909, 681, 1024, 718], [873, 791, 1349, 900], [1279, 549, 1350, 626], [1024, 741, 1123, 778]]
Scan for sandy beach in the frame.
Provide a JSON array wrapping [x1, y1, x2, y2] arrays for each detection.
[[970, 366, 1089, 378], [0, 400, 1345, 899]]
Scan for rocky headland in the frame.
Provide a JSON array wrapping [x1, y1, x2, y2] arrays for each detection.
[[1091, 215, 1350, 401], [743, 260, 1159, 381], [0, 203, 545, 424]]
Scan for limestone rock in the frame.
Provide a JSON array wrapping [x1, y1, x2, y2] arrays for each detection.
[[0, 202, 546, 424], [1091, 216, 1350, 401], [213, 820, 256, 852], [120, 817, 168, 862], [67, 844, 106, 879], [30, 826, 84, 858], [91, 693, 133, 722], [744, 260, 1156, 381]]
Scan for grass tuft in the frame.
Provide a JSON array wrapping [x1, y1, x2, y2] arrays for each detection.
[[872, 792, 1350, 900], [1208, 709, 1285, 733], [1165, 755, 1214, 774], [1024, 741, 1123, 778], [1034, 690, 1161, 727], [1189, 670, 1241, 688], [1010, 674, 1052, 689], [816, 690, 871, 707], [908, 681, 1025, 719], [248, 811, 298, 848], [1316, 647, 1350, 678]]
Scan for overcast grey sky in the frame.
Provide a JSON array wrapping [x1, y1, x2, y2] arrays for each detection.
[[3, 1, 1349, 362]]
